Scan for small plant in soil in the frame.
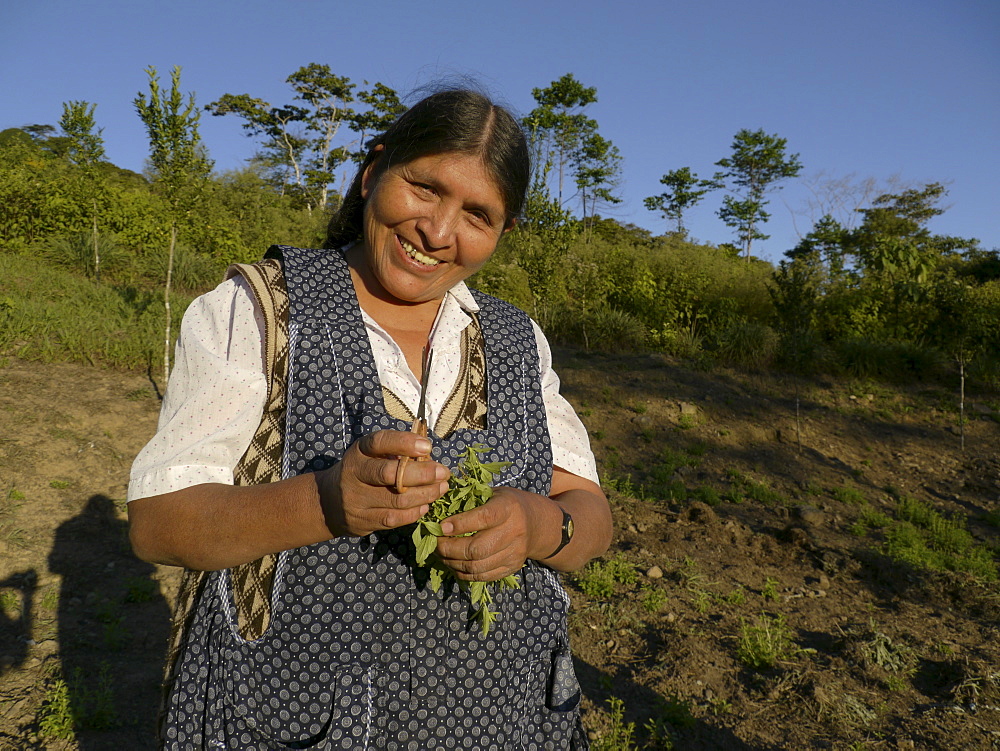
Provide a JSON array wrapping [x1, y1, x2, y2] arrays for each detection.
[[574, 553, 638, 599], [690, 485, 721, 506], [761, 577, 781, 601], [37, 675, 75, 740], [738, 613, 794, 669], [591, 696, 638, 751], [640, 585, 668, 613]]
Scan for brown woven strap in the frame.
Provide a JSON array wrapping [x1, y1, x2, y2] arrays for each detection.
[[158, 258, 289, 740], [378, 313, 487, 436]]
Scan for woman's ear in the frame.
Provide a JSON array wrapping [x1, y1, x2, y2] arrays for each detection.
[[360, 144, 386, 200], [502, 217, 518, 234]]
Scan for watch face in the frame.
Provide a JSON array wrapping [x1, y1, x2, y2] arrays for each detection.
[[565, 516, 574, 540]]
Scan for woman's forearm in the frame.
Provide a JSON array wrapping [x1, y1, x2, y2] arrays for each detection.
[[127, 473, 330, 571], [533, 482, 614, 573], [128, 430, 450, 571]]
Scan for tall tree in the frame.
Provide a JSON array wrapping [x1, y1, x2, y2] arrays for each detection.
[[713, 129, 802, 260], [134, 65, 213, 386], [643, 167, 714, 235], [208, 67, 402, 211], [59, 101, 106, 281], [205, 93, 309, 199], [345, 82, 406, 164], [523, 73, 598, 207], [285, 63, 355, 210], [572, 129, 623, 237]]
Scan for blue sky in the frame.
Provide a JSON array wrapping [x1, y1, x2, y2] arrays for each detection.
[[2, 0, 997, 261]]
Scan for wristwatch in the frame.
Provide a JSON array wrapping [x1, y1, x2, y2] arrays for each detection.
[[543, 507, 574, 559]]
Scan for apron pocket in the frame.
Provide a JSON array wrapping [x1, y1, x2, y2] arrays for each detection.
[[225, 663, 375, 750]]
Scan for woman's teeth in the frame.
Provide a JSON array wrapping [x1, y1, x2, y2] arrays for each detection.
[[400, 238, 440, 266]]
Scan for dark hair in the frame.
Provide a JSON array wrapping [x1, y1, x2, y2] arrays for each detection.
[[323, 89, 529, 249]]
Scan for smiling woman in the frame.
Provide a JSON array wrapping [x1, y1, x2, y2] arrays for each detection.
[[126, 88, 612, 750]]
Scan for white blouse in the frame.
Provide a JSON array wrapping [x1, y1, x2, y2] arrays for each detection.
[[128, 276, 598, 501]]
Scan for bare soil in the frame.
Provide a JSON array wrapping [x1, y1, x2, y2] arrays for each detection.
[[1, 352, 998, 750]]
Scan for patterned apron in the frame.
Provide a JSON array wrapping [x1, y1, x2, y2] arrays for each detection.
[[160, 246, 586, 750]]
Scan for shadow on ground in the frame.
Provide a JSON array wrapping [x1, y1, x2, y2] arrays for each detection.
[[46, 494, 169, 750]]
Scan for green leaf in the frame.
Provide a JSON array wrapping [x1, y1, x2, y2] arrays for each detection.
[[429, 566, 445, 593], [415, 530, 438, 566]]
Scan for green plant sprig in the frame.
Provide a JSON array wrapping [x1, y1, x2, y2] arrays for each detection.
[[411, 444, 518, 635]]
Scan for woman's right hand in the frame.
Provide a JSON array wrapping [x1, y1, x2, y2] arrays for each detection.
[[316, 430, 450, 538]]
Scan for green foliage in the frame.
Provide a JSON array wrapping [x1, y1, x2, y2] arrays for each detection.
[[574, 553, 638, 599], [38, 676, 75, 740], [712, 129, 803, 259], [884, 496, 997, 580], [737, 613, 795, 669], [412, 445, 516, 635], [714, 320, 779, 369], [591, 696, 638, 751], [834, 337, 944, 382]]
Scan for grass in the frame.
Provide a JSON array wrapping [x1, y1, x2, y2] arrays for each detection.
[[831, 486, 866, 505], [883, 496, 998, 581], [0, 252, 195, 371], [737, 613, 795, 669], [574, 553, 638, 599], [724, 469, 787, 506], [0, 589, 20, 617]]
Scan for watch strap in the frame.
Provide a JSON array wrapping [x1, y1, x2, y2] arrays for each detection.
[[543, 507, 574, 560]]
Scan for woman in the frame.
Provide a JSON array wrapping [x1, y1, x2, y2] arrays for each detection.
[[128, 88, 613, 750]]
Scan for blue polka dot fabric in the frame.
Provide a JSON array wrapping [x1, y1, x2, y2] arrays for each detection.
[[161, 246, 587, 749]]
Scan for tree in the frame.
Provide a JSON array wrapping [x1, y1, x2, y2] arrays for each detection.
[[206, 93, 309, 200], [134, 65, 213, 387], [572, 129, 623, 237], [770, 257, 822, 453], [713, 129, 802, 260], [285, 63, 355, 210], [929, 276, 993, 451], [208, 67, 402, 211], [643, 167, 714, 235], [59, 101, 106, 281], [345, 82, 406, 165], [523, 73, 598, 207]]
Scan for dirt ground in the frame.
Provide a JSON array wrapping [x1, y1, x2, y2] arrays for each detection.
[[0, 352, 998, 750]]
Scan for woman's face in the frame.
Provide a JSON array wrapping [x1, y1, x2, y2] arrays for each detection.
[[358, 151, 510, 306]]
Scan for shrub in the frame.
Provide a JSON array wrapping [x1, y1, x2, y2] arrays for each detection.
[[713, 320, 779, 370]]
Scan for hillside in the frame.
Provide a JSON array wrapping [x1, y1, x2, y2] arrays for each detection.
[[0, 352, 998, 749]]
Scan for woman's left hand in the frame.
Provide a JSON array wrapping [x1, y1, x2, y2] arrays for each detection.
[[433, 487, 539, 582]]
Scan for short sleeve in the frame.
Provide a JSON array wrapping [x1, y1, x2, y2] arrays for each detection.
[[532, 321, 600, 485], [127, 277, 268, 501]]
